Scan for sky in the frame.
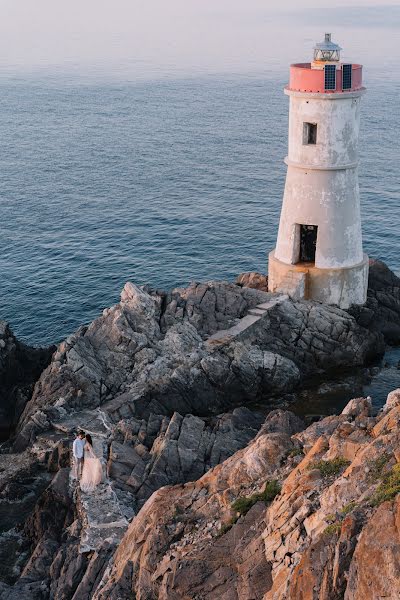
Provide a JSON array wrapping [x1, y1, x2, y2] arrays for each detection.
[[0, 1, 399, 76]]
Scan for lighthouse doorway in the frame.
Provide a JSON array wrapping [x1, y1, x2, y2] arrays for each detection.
[[299, 225, 317, 263]]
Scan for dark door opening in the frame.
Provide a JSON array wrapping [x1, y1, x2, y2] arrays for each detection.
[[300, 225, 317, 263]]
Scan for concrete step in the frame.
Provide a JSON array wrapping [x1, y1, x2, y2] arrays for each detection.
[[206, 314, 261, 346], [249, 295, 289, 316], [205, 293, 289, 348], [247, 308, 267, 317]]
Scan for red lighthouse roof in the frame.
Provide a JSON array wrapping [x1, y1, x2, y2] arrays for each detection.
[[287, 34, 364, 94]]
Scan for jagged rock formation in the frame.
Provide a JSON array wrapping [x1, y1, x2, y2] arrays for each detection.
[[349, 258, 400, 344], [1, 261, 400, 599], [91, 396, 400, 600], [236, 271, 269, 292], [14, 278, 384, 451], [108, 407, 265, 506], [0, 321, 53, 441]]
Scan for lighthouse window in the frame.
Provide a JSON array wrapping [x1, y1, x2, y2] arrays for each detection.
[[342, 64, 352, 90], [324, 64, 336, 90], [303, 122, 317, 145]]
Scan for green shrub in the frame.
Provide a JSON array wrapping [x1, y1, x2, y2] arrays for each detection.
[[309, 457, 350, 478], [324, 522, 341, 536], [259, 480, 281, 503], [231, 480, 281, 517], [340, 501, 358, 516], [370, 463, 400, 507], [231, 495, 257, 516], [173, 504, 183, 517], [367, 454, 391, 481], [325, 513, 337, 523], [217, 514, 240, 537]]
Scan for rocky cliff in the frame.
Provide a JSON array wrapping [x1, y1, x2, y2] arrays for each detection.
[[13, 270, 386, 451], [350, 258, 400, 344], [0, 259, 399, 599], [0, 322, 53, 441], [92, 394, 400, 600]]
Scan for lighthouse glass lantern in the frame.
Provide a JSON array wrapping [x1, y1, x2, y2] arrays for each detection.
[[313, 33, 341, 63], [268, 34, 369, 308]]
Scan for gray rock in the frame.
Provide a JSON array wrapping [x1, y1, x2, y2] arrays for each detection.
[[236, 271, 269, 292], [161, 280, 270, 336], [383, 388, 400, 412], [3, 262, 400, 600], [341, 396, 372, 418], [14, 274, 385, 451], [349, 259, 400, 344], [107, 407, 265, 505], [0, 321, 52, 442], [257, 409, 304, 437]]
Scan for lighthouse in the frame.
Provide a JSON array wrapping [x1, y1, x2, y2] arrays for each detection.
[[268, 34, 369, 308]]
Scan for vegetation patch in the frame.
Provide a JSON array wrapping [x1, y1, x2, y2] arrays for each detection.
[[340, 501, 358, 516], [309, 457, 350, 478], [217, 513, 241, 537], [370, 463, 400, 507], [324, 501, 359, 533], [367, 454, 391, 481], [325, 513, 337, 523], [231, 480, 281, 518], [286, 447, 304, 458], [324, 522, 341, 536], [173, 504, 184, 517]]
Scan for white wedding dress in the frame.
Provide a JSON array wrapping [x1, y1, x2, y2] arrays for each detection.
[[80, 443, 103, 492]]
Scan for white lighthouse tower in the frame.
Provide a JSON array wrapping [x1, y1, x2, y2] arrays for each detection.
[[268, 34, 369, 308]]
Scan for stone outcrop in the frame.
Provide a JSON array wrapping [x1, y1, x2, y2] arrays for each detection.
[[1, 261, 400, 599], [344, 497, 400, 599], [236, 271, 269, 292], [350, 258, 400, 344], [14, 278, 384, 451], [0, 321, 53, 441], [238, 261, 400, 345], [92, 409, 303, 600], [89, 396, 400, 600], [108, 407, 265, 506]]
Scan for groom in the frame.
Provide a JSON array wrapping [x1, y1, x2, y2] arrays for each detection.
[[72, 431, 85, 479]]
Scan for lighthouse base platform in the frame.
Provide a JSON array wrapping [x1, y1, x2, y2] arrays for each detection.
[[268, 251, 369, 309]]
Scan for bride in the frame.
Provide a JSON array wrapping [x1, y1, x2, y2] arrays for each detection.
[[80, 434, 103, 492]]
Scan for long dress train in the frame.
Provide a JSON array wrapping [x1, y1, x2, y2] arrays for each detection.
[[80, 443, 103, 492]]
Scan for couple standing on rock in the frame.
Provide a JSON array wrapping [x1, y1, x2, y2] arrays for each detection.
[[72, 430, 103, 492]]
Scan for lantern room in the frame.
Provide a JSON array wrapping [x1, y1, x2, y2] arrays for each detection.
[[313, 33, 341, 64], [287, 33, 364, 95]]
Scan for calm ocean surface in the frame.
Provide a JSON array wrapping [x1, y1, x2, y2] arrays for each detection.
[[0, 5, 399, 346]]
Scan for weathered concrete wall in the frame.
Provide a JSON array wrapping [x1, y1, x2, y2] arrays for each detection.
[[275, 166, 364, 268], [269, 251, 369, 308], [286, 92, 363, 168], [275, 89, 365, 270]]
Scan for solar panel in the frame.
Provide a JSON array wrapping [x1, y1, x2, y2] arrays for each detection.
[[342, 64, 352, 90], [324, 65, 336, 91]]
